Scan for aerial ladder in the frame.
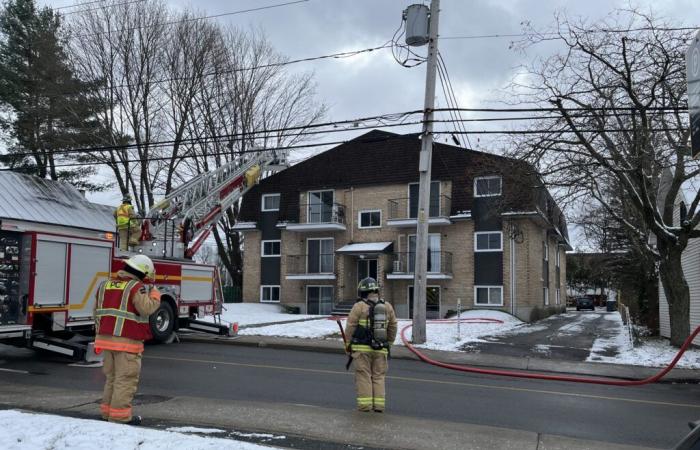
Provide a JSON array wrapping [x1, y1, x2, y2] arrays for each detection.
[[131, 148, 287, 259]]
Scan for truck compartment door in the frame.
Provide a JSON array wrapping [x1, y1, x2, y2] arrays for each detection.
[[34, 240, 68, 306], [68, 243, 111, 321]]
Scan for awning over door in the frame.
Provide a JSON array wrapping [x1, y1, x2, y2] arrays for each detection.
[[336, 242, 393, 255]]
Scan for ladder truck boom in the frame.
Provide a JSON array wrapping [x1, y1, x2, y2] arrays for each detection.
[[135, 149, 287, 259]]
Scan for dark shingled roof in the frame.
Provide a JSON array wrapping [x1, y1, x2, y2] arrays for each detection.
[[239, 130, 568, 242]]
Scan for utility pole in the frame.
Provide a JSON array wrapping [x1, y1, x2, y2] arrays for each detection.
[[412, 0, 440, 345]]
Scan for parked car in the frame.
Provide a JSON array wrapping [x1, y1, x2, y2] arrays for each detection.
[[576, 297, 595, 311]]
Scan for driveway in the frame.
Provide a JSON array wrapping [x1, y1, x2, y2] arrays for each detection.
[[461, 309, 620, 361]]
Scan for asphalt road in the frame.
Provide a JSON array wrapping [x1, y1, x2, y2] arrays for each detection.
[[0, 341, 698, 449], [464, 309, 619, 361]]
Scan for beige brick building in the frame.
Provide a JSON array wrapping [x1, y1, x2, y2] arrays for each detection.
[[237, 131, 570, 321]]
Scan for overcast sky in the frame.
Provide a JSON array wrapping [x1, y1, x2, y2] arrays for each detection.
[[41, 0, 700, 248]]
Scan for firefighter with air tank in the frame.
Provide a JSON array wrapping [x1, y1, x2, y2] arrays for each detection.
[[345, 277, 398, 412], [94, 254, 161, 425]]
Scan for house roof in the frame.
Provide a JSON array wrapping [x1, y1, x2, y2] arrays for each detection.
[[240, 130, 569, 243], [0, 171, 115, 232]]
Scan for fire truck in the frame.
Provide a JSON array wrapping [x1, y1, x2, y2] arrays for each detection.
[[0, 150, 286, 360]]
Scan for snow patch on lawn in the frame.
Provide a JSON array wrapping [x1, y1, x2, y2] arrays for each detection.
[[0, 410, 274, 450], [400, 310, 525, 352], [205, 303, 327, 327], [587, 312, 700, 369], [238, 317, 339, 339]]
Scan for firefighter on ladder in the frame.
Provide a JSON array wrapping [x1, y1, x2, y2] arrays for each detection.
[[345, 277, 398, 413], [114, 194, 139, 251], [94, 255, 161, 425]]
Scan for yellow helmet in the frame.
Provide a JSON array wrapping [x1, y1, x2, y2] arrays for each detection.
[[125, 254, 156, 280]]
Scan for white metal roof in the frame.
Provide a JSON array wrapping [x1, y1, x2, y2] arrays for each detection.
[[0, 171, 115, 232], [336, 242, 393, 254]]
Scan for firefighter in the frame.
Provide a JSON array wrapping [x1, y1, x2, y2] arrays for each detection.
[[344, 277, 398, 413], [94, 254, 161, 425], [114, 194, 138, 251]]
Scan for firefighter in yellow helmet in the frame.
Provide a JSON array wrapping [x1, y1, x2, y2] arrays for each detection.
[[344, 277, 397, 412], [114, 194, 138, 251], [94, 255, 161, 425]]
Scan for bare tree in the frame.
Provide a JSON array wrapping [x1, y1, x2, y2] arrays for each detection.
[[509, 9, 697, 345]]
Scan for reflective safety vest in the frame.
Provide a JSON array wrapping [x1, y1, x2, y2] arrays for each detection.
[[95, 278, 152, 344], [116, 203, 133, 229]]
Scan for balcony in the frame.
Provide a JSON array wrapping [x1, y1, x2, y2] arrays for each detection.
[[285, 202, 347, 232], [386, 195, 452, 227], [386, 251, 453, 280], [285, 254, 336, 280]]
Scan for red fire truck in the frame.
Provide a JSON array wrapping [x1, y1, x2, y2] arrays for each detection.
[[0, 150, 285, 360]]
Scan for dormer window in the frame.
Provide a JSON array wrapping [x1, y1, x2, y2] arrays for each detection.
[[474, 176, 502, 197]]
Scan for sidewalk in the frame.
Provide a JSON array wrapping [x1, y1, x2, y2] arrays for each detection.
[[179, 332, 700, 382], [0, 380, 656, 450]]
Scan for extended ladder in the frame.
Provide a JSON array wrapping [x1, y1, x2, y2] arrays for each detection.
[[134, 149, 287, 259]]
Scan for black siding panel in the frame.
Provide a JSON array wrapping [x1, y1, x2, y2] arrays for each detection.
[[260, 211, 281, 239], [261, 257, 281, 285], [474, 252, 503, 285], [473, 197, 502, 231]]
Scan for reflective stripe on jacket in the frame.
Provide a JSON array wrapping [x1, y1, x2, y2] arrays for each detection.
[[95, 278, 153, 346]]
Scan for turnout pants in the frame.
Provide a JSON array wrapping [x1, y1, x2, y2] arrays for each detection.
[[100, 350, 142, 423], [353, 351, 388, 412], [117, 223, 140, 251]]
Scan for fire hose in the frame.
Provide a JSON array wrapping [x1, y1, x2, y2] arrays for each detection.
[[399, 318, 700, 386]]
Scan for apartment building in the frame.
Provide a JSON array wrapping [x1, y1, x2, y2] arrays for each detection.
[[235, 130, 570, 321]]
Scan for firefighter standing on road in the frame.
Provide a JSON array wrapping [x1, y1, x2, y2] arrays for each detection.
[[94, 255, 161, 425], [345, 277, 398, 413], [114, 194, 138, 251]]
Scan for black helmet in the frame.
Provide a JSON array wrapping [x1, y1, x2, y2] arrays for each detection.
[[358, 277, 380, 295]]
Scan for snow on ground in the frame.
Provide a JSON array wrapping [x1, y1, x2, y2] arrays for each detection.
[[206, 303, 327, 327], [587, 312, 700, 369], [166, 426, 226, 434], [0, 410, 274, 450], [235, 308, 527, 352]]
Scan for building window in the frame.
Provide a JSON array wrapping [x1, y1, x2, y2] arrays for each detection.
[[261, 194, 280, 212], [474, 176, 502, 197], [408, 286, 441, 319], [556, 288, 561, 305], [555, 247, 560, 267], [358, 210, 381, 228], [260, 285, 280, 303], [543, 287, 550, 306], [307, 238, 334, 273], [307, 286, 333, 315], [308, 190, 334, 223], [408, 181, 440, 218], [474, 231, 502, 252], [408, 234, 441, 273], [261, 240, 281, 257], [543, 233, 549, 261], [475, 286, 503, 306]]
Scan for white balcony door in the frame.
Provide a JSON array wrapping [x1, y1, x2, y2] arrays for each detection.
[[408, 234, 441, 273]]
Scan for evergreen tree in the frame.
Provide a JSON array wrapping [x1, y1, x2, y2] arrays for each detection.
[[0, 0, 107, 190]]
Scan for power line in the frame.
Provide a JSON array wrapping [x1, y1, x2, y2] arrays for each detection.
[[19, 43, 393, 101], [71, 0, 309, 39], [60, 0, 145, 16], [54, 0, 108, 10], [2, 106, 687, 157], [440, 26, 699, 41]]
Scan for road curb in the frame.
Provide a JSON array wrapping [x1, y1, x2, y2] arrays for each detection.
[[178, 333, 700, 383]]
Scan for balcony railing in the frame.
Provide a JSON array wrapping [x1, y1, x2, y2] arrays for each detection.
[[387, 252, 453, 278], [285, 203, 347, 231], [387, 195, 452, 222], [286, 254, 336, 279]]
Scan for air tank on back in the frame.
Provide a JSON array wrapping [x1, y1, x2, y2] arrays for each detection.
[[404, 4, 430, 47]]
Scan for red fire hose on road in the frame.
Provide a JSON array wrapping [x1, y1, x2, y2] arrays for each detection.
[[399, 318, 700, 386]]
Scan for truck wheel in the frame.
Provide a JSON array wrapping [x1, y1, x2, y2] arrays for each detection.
[[150, 301, 175, 343]]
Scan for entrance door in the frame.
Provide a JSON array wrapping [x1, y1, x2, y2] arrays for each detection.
[[357, 259, 378, 282], [408, 286, 440, 319]]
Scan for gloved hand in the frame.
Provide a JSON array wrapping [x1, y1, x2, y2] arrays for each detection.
[[149, 287, 161, 301], [345, 344, 352, 354]]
